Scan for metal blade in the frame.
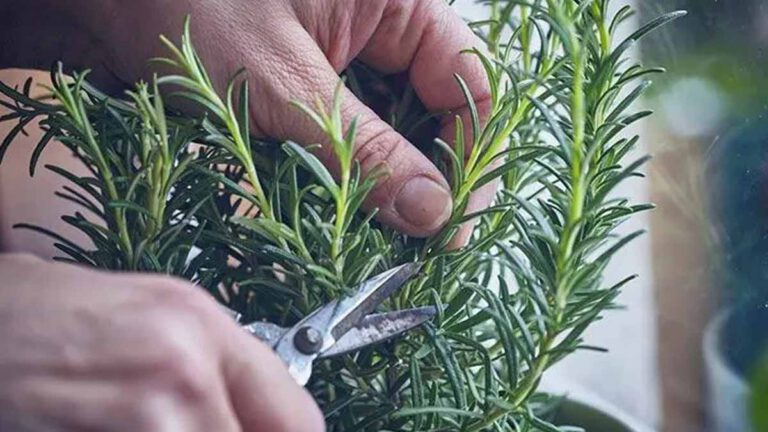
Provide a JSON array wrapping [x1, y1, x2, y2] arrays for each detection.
[[320, 306, 435, 359], [243, 321, 289, 346], [328, 262, 423, 341]]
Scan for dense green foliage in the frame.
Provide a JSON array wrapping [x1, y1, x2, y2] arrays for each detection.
[[0, 1, 682, 430], [752, 354, 768, 432]]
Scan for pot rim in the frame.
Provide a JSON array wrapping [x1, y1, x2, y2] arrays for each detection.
[[553, 396, 637, 432], [539, 387, 648, 432]]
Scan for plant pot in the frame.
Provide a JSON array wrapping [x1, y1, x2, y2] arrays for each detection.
[[704, 306, 768, 432], [551, 398, 637, 432]]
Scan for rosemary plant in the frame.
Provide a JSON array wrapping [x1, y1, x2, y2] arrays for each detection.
[[0, 1, 683, 430]]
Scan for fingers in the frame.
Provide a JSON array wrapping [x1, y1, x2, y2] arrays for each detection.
[[360, 0, 491, 120], [141, 278, 325, 432], [359, 0, 496, 246], [219, 321, 325, 432], [1, 257, 321, 432], [246, 21, 452, 236], [6, 375, 239, 432], [359, 0, 493, 154], [0, 262, 241, 432], [250, 0, 495, 242]]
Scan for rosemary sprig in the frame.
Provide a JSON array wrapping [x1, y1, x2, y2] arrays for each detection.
[[156, 21, 271, 216]]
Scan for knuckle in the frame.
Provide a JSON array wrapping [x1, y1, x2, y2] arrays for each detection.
[[143, 276, 219, 320], [414, 0, 454, 34], [381, 0, 412, 23], [166, 364, 212, 407], [252, 57, 323, 139], [131, 392, 189, 432], [148, 319, 212, 404], [353, 122, 404, 173], [386, 0, 447, 34], [144, 275, 195, 298]]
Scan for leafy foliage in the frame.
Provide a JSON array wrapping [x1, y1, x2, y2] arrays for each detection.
[[752, 354, 768, 432], [0, 1, 683, 430]]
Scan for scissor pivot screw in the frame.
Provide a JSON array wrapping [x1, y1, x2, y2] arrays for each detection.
[[295, 326, 323, 354]]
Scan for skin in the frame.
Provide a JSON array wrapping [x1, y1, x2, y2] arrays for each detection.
[[0, 0, 492, 430], [0, 254, 324, 432]]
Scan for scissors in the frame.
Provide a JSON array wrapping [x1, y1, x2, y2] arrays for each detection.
[[228, 262, 434, 385]]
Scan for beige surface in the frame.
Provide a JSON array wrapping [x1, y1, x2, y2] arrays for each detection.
[[648, 134, 714, 432]]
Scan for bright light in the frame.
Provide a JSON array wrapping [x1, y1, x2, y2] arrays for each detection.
[[658, 77, 727, 138]]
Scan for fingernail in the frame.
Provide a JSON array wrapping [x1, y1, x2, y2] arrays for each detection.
[[395, 176, 453, 231]]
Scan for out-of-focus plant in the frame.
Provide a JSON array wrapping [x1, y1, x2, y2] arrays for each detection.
[[751, 352, 768, 432]]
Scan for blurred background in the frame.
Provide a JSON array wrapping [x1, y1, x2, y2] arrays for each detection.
[[642, 1, 768, 431], [2, 1, 767, 431]]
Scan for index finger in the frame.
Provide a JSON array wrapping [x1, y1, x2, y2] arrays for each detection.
[[359, 0, 492, 149], [214, 313, 325, 432], [359, 0, 494, 245]]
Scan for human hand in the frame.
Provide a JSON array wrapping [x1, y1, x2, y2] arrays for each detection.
[[0, 254, 325, 432], [2, 0, 493, 244]]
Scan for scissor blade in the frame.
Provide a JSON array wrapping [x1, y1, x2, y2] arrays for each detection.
[[329, 262, 423, 341], [320, 306, 435, 359], [221, 305, 243, 323], [243, 321, 288, 346]]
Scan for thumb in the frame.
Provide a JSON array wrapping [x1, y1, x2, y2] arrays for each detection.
[[335, 87, 454, 237], [247, 24, 453, 237]]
